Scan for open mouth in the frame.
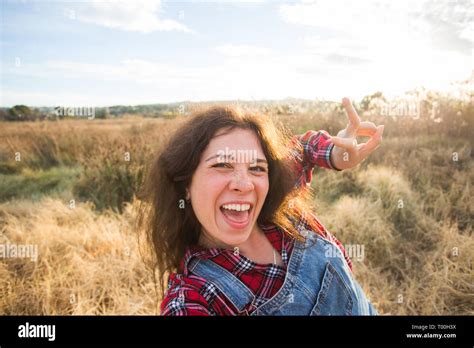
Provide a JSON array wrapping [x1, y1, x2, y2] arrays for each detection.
[[219, 203, 253, 229]]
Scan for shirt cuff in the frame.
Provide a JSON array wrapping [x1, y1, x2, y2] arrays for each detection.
[[327, 143, 342, 171]]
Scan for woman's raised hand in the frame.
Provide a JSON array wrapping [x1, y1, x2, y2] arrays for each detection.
[[329, 97, 384, 170]]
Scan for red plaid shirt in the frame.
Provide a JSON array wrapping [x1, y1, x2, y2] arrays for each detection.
[[161, 130, 351, 316]]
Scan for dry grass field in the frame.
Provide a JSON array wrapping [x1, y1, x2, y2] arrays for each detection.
[[0, 99, 472, 315]]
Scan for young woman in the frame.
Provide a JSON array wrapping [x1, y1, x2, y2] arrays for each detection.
[[138, 98, 384, 316]]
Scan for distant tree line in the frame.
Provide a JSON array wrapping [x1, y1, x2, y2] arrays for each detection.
[[0, 103, 186, 121]]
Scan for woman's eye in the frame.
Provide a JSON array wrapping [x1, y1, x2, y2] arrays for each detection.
[[250, 166, 267, 173], [212, 163, 232, 168]]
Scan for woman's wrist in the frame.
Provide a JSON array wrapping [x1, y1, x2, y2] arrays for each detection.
[[329, 144, 344, 171]]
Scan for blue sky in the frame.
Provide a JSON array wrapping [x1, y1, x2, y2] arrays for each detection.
[[1, 0, 472, 107]]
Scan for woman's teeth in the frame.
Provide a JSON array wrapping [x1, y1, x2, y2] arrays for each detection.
[[221, 203, 251, 211], [220, 203, 251, 226]]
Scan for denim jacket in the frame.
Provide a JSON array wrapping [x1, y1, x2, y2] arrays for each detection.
[[188, 227, 378, 316]]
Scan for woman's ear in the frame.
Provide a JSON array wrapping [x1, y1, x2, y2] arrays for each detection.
[[185, 189, 191, 201]]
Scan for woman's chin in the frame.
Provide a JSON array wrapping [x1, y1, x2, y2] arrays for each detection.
[[215, 216, 254, 246]]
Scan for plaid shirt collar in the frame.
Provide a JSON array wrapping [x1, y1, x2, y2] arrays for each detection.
[[179, 221, 292, 276]]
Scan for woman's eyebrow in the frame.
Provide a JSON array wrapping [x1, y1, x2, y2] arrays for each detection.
[[205, 154, 268, 163]]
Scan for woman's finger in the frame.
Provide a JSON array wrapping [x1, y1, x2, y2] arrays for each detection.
[[356, 121, 378, 137], [330, 135, 358, 151], [357, 125, 384, 159], [336, 128, 347, 138], [342, 97, 361, 136]]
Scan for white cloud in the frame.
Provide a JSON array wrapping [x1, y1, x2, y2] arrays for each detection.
[[67, 0, 194, 34], [279, 0, 473, 52], [215, 44, 272, 57], [280, 0, 430, 35], [278, 0, 472, 97]]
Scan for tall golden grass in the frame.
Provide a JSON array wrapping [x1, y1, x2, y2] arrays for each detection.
[[0, 198, 158, 314], [0, 102, 472, 315]]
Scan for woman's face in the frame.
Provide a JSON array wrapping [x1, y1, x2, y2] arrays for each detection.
[[188, 127, 269, 248]]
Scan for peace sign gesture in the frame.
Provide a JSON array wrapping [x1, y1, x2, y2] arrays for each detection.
[[329, 97, 384, 170]]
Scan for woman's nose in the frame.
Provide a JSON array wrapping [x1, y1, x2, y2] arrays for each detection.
[[229, 170, 254, 192]]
